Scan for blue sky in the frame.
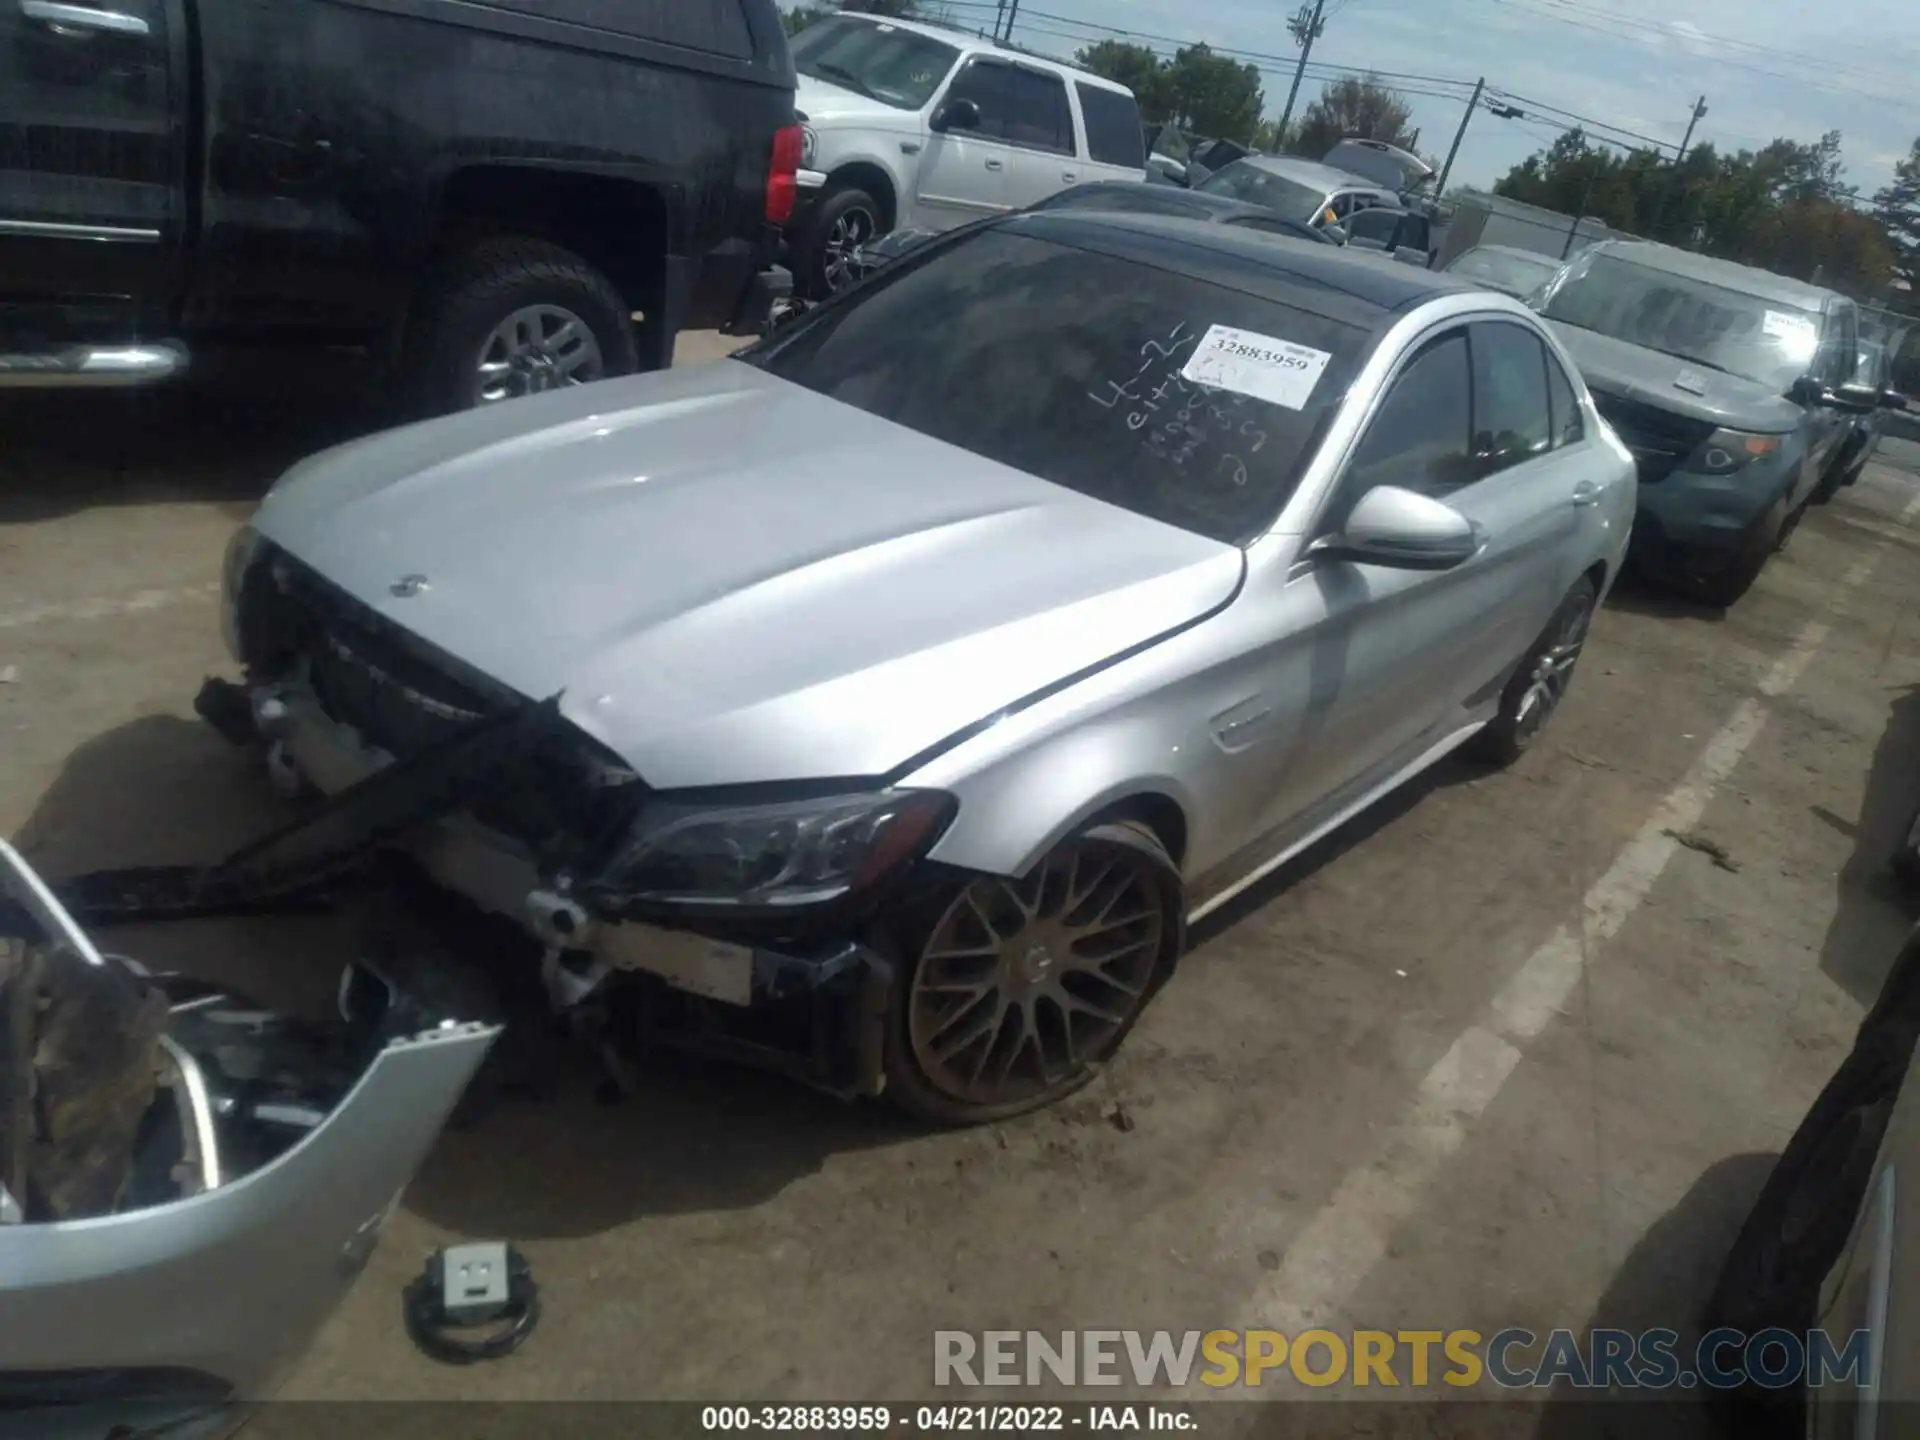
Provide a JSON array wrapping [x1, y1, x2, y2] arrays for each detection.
[[819, 0, 1920, 198]]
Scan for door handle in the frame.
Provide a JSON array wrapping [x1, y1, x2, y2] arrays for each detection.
[[984, 158, 1004, 171], [1062, 172, 1078, 183], [1570, 480, 1601, 507], [20, 0, 149, 34]]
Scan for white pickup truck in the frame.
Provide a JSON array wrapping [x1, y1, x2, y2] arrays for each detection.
[[783, 13, 1147, 294]]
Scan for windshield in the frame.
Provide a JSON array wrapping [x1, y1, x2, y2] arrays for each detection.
[[791, 17, 959, 110], [1197, 162, 1329, 224], [1858, 340, 1886, 385], [1540, 252, 1822, 390], [1448, 248, 1558, 296], [742, 228, 1368, 545]]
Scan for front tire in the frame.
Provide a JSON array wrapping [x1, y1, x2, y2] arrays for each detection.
[[404, 237, 637, 416], [881, 823, 1181, 1125], [1471, 575, 1596, 766], [1695, 492, 1787, 607]]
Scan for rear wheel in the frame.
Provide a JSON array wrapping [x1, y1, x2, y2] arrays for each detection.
[[404, 237, 637, 415], [1471, 576, 1596, 766], [796, 186, 885, 298], [882, 823, 1180, 1125]]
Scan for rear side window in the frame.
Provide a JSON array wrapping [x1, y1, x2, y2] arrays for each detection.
[[1003, 68, 1075, 154], [747, 228, 1371, 544], [1077, 83, 1145, 169], [1471, 321, 1552, 475], [1338, 331, 1473, 508], [480, 0, 753, 58]]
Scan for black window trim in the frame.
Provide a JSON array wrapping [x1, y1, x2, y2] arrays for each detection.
[[1310, 309, 1579, 537], [939, 55, 1080, 159], [1468, 317, 1560, 476], [1311, 320, 1474, 536]]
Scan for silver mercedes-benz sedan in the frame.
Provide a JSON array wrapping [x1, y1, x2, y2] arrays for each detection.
[[214, 211, 1635, 1123]]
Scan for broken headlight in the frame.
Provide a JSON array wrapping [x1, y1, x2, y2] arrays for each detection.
[[219, 525, 267, 662], [594, 790, 955, 910]]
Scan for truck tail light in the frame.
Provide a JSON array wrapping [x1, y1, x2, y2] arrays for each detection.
[[766, 124, 804, 226]]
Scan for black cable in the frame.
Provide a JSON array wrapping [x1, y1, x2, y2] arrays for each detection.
[[402, 1246, 541, 1365]]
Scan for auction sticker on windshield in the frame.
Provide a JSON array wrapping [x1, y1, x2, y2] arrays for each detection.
[[1181, 324, 1331, 411], [1763, 309, 1817, 342]]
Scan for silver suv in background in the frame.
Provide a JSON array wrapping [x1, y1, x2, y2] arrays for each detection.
[[1197, 155, 1432, 261], [783, 14, 1146, 294]]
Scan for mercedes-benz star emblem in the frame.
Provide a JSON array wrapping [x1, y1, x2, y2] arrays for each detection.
[[390, 574, 429, 598]]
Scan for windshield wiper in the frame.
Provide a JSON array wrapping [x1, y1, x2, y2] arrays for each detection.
[[811, 62, 880, 100]]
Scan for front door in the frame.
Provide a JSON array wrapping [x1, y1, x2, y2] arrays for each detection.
[[0, 0, 181, 329], [914, 57, 1016, 229]]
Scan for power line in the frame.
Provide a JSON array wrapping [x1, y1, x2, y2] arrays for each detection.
[[1480, 0, 1914, 109]]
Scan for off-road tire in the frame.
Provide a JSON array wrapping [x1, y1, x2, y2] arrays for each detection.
[[403, 237, 637, 416], [879, 821, 1183, 1126]]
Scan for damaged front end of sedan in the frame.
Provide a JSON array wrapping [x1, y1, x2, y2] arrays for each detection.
[[0, 838, 501, 1438], [201, 535, 954, 1102]]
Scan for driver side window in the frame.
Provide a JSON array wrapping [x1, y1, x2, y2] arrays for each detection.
[[1327, 330, 1474, 526]]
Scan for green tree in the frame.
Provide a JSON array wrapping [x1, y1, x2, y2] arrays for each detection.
[[1288, 75, 1419, 161], [1074, 39, 1170, 122], [1872, 136, 1920, 291], [1160, 45, 1263, 143]]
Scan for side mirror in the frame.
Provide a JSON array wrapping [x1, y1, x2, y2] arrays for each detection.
[[1307, 485, 1485, 571], [1321, 223, 1349, 246], [1391, 246, 1428, 266], [930, 97, 980, 134], [1882, 388, 1909, 411], [1829, 381, 1885, 414]]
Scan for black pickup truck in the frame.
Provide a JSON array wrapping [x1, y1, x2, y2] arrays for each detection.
[[0, 0, 797, 411]]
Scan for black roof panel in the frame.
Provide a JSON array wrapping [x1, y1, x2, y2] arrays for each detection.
[[1003, 210, 1476, 329]]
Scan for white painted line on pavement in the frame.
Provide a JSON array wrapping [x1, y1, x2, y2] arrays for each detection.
[[1236, 485, 1920, 1338], [0, 582, 218, 631]]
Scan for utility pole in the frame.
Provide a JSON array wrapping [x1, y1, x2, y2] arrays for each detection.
[[1434, 77, 1484, 197], [1658, 95, 1708, 243], [1272, 0, 1326, 153], [998, 0, 1020, 42], [993, 0, 1007, 40]]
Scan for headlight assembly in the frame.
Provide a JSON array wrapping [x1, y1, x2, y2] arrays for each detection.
[[593, 789, 955, 910], [800, 123, 818, 169], [1689, 428, 1783, 475]]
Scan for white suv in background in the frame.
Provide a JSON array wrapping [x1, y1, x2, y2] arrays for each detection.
[[785, 13, 1147, 294]]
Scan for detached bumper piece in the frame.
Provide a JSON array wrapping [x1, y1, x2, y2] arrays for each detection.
[[0, 341, 187, 389], [0, 839, 502, 1433]]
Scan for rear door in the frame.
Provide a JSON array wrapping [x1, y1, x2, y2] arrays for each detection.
[[995, 64, 1082, 208], [915, 57, 1016, 227], [0, 0, 183, 327]]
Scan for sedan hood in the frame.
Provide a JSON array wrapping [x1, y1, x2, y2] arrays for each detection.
[[796, 73, 923, 132], [253, 363, 1244, 788], [1548, 323, 1805, 434]]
